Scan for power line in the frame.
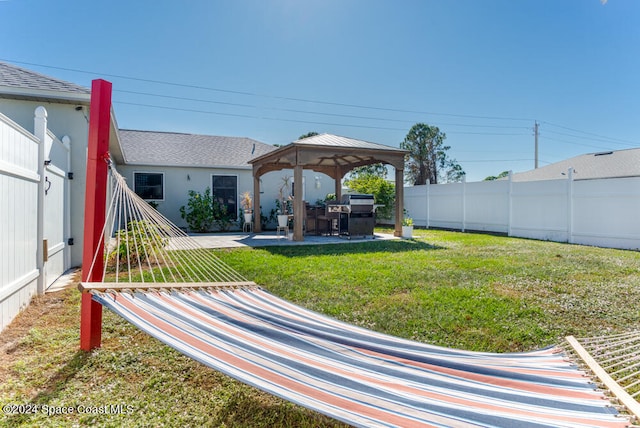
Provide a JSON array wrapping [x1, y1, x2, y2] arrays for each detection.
[[541, 121, 638, 147], [3, 58, 633, 151], [540, 135, 616, 151], [115, 100, 533, 135], [3, 58, 534, 122], [116, 88, 533, 130], [458, 158, 540, 163], [543, 129, 638, 148], [114, 101, 408, 131]]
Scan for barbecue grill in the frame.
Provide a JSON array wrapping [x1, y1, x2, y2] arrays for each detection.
[[327, 194, 378, 238]]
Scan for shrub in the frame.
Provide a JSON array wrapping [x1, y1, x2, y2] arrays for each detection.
[[212, 197, 234, 232], [180, 188, 215, 232], [108, 220, 167, 267]]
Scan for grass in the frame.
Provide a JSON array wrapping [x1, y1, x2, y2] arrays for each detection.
[[1, 229, 639, 427]]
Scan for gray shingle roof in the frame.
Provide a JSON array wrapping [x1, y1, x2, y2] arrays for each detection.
[[0, 62, 90, 98], [118, 129, 277, 168], [512, 147, 640, 181]]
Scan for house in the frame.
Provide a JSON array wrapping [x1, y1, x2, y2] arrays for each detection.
[[115, 129, 337, 229], [0, 61, 337, 330], [511, 148, 640, 181]]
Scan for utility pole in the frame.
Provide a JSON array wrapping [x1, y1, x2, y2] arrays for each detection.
[[534, 121, 539, 169]]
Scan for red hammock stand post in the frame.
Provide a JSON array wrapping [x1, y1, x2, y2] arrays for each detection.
[[80, 79, 112, 351]]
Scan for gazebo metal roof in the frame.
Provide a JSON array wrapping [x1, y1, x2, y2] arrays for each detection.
[[249, 133, 408, 241]]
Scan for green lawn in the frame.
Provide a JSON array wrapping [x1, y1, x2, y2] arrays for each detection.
[[219, 228, 640, 352], [1, 229, 639, 427]]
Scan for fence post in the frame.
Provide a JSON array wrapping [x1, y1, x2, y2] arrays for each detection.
[[426, 182, 430, 229], [461, 176, 466, 232], [62, 135, 72, 269], [567, 168, 574, 244], [507, 171, 513, 237], [34, 106, 47, 295]]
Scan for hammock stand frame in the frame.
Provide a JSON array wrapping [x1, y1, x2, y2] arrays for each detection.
[[80, 79, 112, 351]]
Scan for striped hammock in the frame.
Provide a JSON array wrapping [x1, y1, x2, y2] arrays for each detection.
[[81, 164, 636, 427], [88, 285, 630, 428]]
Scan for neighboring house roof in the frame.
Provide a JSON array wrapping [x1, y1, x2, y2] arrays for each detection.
[[511, 147, 640, 181], [0, 61, 90, 104], [118, 129, 277, 169]]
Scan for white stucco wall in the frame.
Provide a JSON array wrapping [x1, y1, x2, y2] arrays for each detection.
[[117, 165, 335, 230]]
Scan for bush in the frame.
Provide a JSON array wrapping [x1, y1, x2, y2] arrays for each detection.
[[212, 197, 234, 232], [108, 220, 168, 267], [180, 188, 215, 232]]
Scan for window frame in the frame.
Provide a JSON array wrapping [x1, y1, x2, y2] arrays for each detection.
[[211, 174, 239, 220], [133, 171, 165, 201]]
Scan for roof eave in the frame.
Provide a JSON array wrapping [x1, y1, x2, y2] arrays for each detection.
[[120, 162, 253, 170], [0, 85, 91, 105]]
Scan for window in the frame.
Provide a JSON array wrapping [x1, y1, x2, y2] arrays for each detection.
[[134, 172, 164, 200], [212, 175, 238, 219]]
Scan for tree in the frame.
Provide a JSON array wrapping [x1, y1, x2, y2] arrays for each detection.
[[349, 163, 388, 179], [344, 163, 393, 218], [400, 123, 464, 185], [298, 131, 319, 139], [484, 171, 510, 181]]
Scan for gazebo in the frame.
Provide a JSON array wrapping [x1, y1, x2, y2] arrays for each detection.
[[249, 133, 408, 241]]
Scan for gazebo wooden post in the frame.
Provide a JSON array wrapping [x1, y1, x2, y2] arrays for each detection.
[[253, 168, 261, 233], [334, 166, 343, 201], [394, 167, 404, 237], [293, 163, 304, 241]]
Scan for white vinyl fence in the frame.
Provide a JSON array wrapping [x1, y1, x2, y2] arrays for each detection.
[[0, 108, 70, 331], [0, 112, 40, 330], [403, 171, 640, 251]]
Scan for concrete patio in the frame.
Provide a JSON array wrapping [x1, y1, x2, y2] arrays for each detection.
[[188, 231, 398, 249]]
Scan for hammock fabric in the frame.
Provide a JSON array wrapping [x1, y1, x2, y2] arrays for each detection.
[[92, 286, 629, 428]]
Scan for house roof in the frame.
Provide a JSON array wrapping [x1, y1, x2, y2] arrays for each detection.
[[118, 129, 277, 169], [0, 61, 90, 104], [512, 147, 640, 181]]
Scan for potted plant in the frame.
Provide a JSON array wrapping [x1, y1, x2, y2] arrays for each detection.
[[240, 191, 253, 223], [277, 176, 292, 228], [402, 214, 414, 238]]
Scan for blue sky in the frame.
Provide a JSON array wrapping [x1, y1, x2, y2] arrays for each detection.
[[1, 0, 638, 181]]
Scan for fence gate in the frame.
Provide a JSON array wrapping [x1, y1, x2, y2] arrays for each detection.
[[43, 134, 70, 289]]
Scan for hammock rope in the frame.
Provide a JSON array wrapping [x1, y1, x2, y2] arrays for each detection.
[[86, 162, 249, 286], [80, 164, 638, 427]]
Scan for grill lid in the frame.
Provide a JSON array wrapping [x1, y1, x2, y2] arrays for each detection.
[[341, 194, 374, 205]]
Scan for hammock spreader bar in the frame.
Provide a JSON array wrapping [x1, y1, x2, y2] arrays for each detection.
[[566, 335, 640, 420], [79, 281, 257, 293]]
